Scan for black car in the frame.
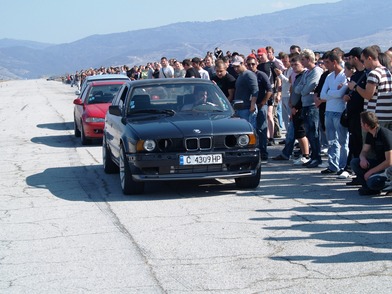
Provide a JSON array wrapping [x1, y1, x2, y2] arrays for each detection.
[[103, 78, 261, 194]]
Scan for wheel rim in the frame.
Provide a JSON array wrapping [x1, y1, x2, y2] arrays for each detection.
[[119, 148, 125, 189]]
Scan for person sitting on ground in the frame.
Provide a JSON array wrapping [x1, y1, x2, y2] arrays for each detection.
[[350, 111, 392, 195]]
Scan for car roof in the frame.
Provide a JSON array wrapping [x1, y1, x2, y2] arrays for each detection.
[[89, 80, 127, 86], [122, 78, 214, 87], [85, 74, 130, 82]]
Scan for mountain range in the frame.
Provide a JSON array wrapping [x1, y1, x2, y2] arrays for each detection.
[[1, 0, 392, 80]]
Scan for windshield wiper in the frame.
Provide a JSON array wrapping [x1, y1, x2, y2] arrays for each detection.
[[129, 109, 176, 116]]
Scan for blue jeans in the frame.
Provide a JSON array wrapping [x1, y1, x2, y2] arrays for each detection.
[[350, 158, 387, 191], [302, 105, 321, 162], [256, 106, 268, 157], [282, 121, 295, 159], [325, 111, 349, 171], [236, 108, 257, 129], [276, 100, 284, 130]]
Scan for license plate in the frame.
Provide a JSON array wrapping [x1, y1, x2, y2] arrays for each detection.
[[179, 154, 223, 165]]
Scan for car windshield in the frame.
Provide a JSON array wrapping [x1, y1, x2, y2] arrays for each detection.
[[127, 82, 232, 114], [87, 85, 122, 104]]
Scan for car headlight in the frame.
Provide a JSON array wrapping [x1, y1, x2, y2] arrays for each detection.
[[237, 134, 250, 147], [85, 117, 105, 123], [137, 139, 156, 152]]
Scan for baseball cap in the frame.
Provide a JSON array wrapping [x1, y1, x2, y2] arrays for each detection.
[[232, 56, 244, 66], [257, 47, 267, 55], [344, 47, 362, 59], [247, 53, 257, 60]]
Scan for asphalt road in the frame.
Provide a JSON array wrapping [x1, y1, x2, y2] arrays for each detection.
[[1, 79, 392, 293]]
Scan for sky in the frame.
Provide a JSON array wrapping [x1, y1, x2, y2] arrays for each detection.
[[0, 0, 340, 44]]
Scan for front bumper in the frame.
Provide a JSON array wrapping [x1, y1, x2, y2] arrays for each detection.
[[125, 150, 261, 181], [83, 122, 104, 139]]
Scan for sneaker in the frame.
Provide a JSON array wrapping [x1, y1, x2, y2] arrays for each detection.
[[320, 148, 328, 156], [293, 156, 310, 166], [272, 154, 289, 161], [306, 159, 321, 168], [358, 187, 380, 196], [321, 168, 337, 174], [302, 159, 313, 167], [338, 171, 351, 179]]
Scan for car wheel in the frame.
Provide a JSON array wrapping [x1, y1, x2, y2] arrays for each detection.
[[103, 136, 119, 174], [81, 123, 91, 145], [119, 145, 144, 195], [74, 118, 81, 137], [235, 166, 261, 189]]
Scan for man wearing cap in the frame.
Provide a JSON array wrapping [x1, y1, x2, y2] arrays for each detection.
[[257, 47, 278, 145], [344, 48, 367, 184], [232, 55, 259, 129]]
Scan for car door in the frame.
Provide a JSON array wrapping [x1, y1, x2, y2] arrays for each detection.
[[74, 84, 91, 129], [106, 84, 129, 160]]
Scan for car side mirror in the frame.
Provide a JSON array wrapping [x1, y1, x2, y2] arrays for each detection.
[[75, 90, 81, 95], [108, 105, 122, 116], [232, 100, 244, 110], [73, 98, 83, 105]]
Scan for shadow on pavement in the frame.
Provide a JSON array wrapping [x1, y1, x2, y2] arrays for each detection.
[[37, 121, 74, 131], [249, 161, 392, 264], [25, 164, 237, 202]]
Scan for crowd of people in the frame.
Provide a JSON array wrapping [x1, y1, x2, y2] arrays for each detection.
[[66, 44, 392, 196]]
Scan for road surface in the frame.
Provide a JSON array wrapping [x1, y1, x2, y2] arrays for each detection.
[[1, 79, 391, 293]]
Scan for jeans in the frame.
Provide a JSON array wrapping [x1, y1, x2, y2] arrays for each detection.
[[276, 100, 284, 130], [281, 96, 291, 131], [282, 121, 295, 159], [325, 111, 349, 171], [350, 158, 387, 191], [236, 108, 257, 129], [302, 105, 321, 162], [256, 105, 268, 157]]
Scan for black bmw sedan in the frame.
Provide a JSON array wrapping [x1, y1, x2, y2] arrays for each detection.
[[103, 78, 261, 194]]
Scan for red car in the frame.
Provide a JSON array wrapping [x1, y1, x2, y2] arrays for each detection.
[[73, 80, 126, 144]]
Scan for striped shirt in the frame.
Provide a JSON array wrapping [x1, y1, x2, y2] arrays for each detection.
[[366, 66, 392, 121]]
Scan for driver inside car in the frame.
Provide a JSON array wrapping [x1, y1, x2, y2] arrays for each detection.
[[181, 86, 217, 111]]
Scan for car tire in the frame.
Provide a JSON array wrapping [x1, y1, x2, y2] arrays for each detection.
[[74, 118, 81, 137], [81, 123, 91, 145], [119, 145, 144, 195], [235, 166, 261, 189], [103, 136, 119, 174]]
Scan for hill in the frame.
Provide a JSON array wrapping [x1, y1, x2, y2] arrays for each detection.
[[1, 0, 391, 79]]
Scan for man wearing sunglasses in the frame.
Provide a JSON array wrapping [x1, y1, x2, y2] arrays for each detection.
[[246, 55, 273, 160]]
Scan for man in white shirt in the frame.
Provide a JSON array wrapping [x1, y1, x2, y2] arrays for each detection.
[[159, 57, 174, 78], [320, 51, 349, 174]]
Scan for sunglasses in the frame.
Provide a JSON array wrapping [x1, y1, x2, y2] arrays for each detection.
[[247, 63, 256, 66]]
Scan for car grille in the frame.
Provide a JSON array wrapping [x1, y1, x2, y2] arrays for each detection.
[[185, 137, 212, 151]]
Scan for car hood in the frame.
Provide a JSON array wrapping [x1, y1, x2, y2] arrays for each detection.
[[85, 103, 111, 118], [127, 114, 253, 138]]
